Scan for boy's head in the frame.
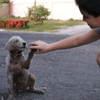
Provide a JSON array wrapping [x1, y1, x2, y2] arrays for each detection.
[[75, 0, 100, 17], [75, 0, 100, 28]]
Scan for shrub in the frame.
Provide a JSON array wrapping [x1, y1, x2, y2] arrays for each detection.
[[5, 19, 14, 28], [0, 19, 29, 28], [0, 20, 5, 28], [20, 19, 29, 28], [0, 0, 9, 3], [26, 0, 51, 25], [5, 19, 29, 28]]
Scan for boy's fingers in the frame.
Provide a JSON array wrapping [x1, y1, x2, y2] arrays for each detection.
[[29, 40, 41, 45], [30, 46, 39, 49], [29, 42, 37, 45], [34, 51, 41, 54]]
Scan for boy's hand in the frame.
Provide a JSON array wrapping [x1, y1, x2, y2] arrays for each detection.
[[29, 40, 50, 54]]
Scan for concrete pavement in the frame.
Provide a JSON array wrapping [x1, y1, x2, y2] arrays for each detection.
[[0, 25, 100, 100], [54, 25, 91, 35]]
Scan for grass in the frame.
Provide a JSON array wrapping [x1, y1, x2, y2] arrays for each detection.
[[27, 19, 85, 32], [0, 17, 85, 32], [0, 17, 23, 20]]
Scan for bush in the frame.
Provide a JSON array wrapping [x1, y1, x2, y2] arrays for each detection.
[[0, 0, 9, 3], [0, 20, 5, 28], [26, 0, 51, 25], [0, 19, 29, 28]]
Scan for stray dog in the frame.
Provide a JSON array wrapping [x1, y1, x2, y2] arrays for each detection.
[[5, 36, 44, 100]]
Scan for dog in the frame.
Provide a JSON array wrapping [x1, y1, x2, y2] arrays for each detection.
[[5, 36, 44, 100]]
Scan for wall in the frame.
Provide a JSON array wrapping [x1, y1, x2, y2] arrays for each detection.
[[10, 0, 82, 20], [0, 3, 9, 17]]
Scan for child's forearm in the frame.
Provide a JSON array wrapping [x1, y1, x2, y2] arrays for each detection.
[[48, 29, 100, 51], [48, 35, 79, 51]]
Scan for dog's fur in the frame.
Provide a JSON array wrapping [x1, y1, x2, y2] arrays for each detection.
[[5, 36, 44, 100]]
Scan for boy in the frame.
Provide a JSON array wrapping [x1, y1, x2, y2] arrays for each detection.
[[29, 0, 100, 66]]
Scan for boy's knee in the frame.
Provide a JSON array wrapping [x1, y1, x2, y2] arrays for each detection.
[[96, 51, 100, 67]]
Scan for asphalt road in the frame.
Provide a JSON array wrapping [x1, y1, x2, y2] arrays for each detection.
[[0, 25, 100, 100]]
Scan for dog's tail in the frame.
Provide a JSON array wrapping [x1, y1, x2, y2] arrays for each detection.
[[0, 96, 4, 100]]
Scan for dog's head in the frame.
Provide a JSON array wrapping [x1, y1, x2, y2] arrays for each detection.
[[5, 36, 28, 51]]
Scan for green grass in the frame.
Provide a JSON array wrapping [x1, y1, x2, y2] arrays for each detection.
[[0, 17, 23, 20], [0, 17, 85, 32], [26, 19, 85, 32]]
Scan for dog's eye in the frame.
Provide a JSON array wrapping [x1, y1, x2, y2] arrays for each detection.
[[15, 40, 18, 43]]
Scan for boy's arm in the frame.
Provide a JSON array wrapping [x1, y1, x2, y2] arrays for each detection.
[[49, 29, 100, 50], [29, 29, 100, 53]]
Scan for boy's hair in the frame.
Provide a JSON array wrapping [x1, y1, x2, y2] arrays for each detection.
[[75, 0, 100, 17]]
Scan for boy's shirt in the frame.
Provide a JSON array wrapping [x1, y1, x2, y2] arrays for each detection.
[[97, 27, 100, 34]]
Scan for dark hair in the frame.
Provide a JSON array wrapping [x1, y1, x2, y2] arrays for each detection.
[[75, 0, 100, 17]]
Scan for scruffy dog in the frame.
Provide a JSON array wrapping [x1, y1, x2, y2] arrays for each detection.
[[5, 36, 44, 100]]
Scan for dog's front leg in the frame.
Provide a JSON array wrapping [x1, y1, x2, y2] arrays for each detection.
[[22, 50, 34, 69], [7, 71, 15, 100]]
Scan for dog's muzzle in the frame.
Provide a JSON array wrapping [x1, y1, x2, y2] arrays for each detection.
[[23, 42, 26, 48]]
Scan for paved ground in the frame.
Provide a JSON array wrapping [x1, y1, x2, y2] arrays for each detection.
[[0, 25, 100, 100], [54, 25, 91, 35]]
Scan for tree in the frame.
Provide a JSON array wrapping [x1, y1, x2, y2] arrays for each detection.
[[26, 0, 51, 25]]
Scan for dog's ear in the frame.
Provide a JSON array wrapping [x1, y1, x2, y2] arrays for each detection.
[[5, 41, 13, 51]]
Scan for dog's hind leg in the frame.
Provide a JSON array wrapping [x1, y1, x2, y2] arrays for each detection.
[[28, 74, 44, 94]]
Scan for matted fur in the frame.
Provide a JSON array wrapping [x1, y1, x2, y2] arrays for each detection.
[[5, 36, 44, 100]]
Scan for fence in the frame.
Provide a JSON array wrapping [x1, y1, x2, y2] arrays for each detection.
[[10, 0, 82, 20]]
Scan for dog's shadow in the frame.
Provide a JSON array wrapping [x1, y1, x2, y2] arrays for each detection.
[[1, 90, 44, 100]]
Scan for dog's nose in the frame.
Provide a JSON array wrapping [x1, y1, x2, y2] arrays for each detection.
[[23, 42, 26, 46]]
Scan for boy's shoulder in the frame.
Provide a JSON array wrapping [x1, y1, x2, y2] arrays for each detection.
[[96, 27, 100, 34]]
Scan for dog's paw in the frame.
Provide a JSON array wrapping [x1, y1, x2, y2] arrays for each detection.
[[31, 49, 37, 52], [29, 89, 44, 94], [37, 90, 44, 94]]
